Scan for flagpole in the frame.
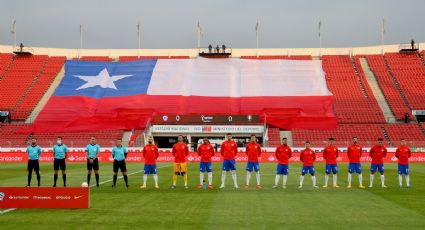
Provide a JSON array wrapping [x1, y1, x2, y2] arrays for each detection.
[[137, 22, 141, 58], [318, 20, 322, 56], [11, 20, 16, 50], [381, 17, 385, 55], [79, 24, 83, 59], [255, 20, 259, 57], [197, 21, 201, 53]]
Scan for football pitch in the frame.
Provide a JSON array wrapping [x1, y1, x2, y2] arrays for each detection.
[[1, 162, 425, 230]]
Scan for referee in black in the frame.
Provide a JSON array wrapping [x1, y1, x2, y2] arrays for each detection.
[[53, 136, 68, 187]]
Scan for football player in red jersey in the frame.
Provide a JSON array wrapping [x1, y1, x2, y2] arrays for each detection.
[[299, 141, 318, 189], [244, 134, 262, 189], [197, 137, 215, 189], [395, 139, 411, 188], [141, 136, 159, 189], [220, 133, 239, 189], [273, 137, 292, 189], [347, 137, 365, 188], [322, 138, 339, 188], [369, 138, 388, 188]]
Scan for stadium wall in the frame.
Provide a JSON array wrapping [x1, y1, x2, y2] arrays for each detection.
[[1, 43, 424, 59]]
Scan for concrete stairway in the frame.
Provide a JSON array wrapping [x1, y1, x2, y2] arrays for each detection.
[[359, 58, 397, 123], [26, 65, 66, 123]]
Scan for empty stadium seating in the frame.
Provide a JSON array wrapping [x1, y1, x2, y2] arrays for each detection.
[[292, 124, 388, 147], [0, 124, 32, 147], [384, 53, 425, 110], [321, 55, 385, 124], [266, 128, 281, 147], [0, 52, 424, 148], [364, 54, 411, 120], [0, 55, 48, 120]]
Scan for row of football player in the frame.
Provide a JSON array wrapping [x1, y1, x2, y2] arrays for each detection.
[[25, 133, 411, 189]]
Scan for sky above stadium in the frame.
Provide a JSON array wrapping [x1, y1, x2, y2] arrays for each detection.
[[0, 0, 424, 49]]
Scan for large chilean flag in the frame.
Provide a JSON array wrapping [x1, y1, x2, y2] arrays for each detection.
[[29, 58, 337, 132]]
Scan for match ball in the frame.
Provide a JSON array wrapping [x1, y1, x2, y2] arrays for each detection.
[[81, 182, 89, 187]]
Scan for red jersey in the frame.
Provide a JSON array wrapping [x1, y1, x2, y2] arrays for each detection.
[[197, 143, 215, 162], [395, 145, 411, 165], [172, 142, 189, 163], [347, 144, 362, 163], [323, 145, 339, 164], [275, 144, 292, 164], [300, 148, 316, 166], [246, 142, 261, 162], [142, 144, 159, 165], [220, 140, 238, 160], [369, 145, 387, 164]]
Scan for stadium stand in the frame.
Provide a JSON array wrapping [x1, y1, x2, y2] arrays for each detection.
[[14, 56, 66, 120], [266, 128, 281, 147], [321, 55, 385, 124], [0, 51, 424, 148], [384, 53, 425, 110], [364, 54, 412, 120], [292, 124, 388, 147], [0, 55, 48, 120], [383, 124, 425, 147], [0, 124, 32, 147]]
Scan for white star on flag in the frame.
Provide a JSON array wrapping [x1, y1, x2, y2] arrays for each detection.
[[74, 68, 133, 90]]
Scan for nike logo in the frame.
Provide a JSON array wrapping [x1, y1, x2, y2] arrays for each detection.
[[74, 195, 84, 199]]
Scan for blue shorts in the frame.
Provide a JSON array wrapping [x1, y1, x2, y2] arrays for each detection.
[[276, 164, 289, 175], [200, 162, 212, 173], [348, 163, 362, 174], [325, 164, 338, 174], [222, 160, 236, 171], [144, 164, 157, 174], [371, 164, 384, 173], [246, 162, 260, 172], [302, 166, 315, 175], [398, 164, 409, 175]]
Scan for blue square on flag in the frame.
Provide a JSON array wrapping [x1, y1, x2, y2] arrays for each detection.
[[54, 60, 157, 98]]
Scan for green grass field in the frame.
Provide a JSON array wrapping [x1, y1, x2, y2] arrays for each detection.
[[1, 162, 425, 230]]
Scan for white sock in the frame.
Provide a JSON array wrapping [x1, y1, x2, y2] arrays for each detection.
[[200, 172, 204, 185], [153, 174, 158, 186], [312, 176, 317, 186], [359, 174, 363, 186], [380, 174, 385, 186], [370, 174, 374, 186], [143, 174, 147, 185], [231, 170, 238, 187], [246, 171, 251, 185], [406, 175, 410, 186], [299, 175, 304, 186], [324, 174, 329, 186], [221, 171, 226, 186], [274, 175, 280, 186], [256, 172, 261, 186], [207, 172, 212, 185], [333, 174, 337, 186], [398, 174, 402, 187], [348, 173, 352, 185], [283, 175, 287, 187]]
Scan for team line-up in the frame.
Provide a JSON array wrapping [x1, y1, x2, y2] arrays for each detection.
[[25, 133, 412, 189]]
